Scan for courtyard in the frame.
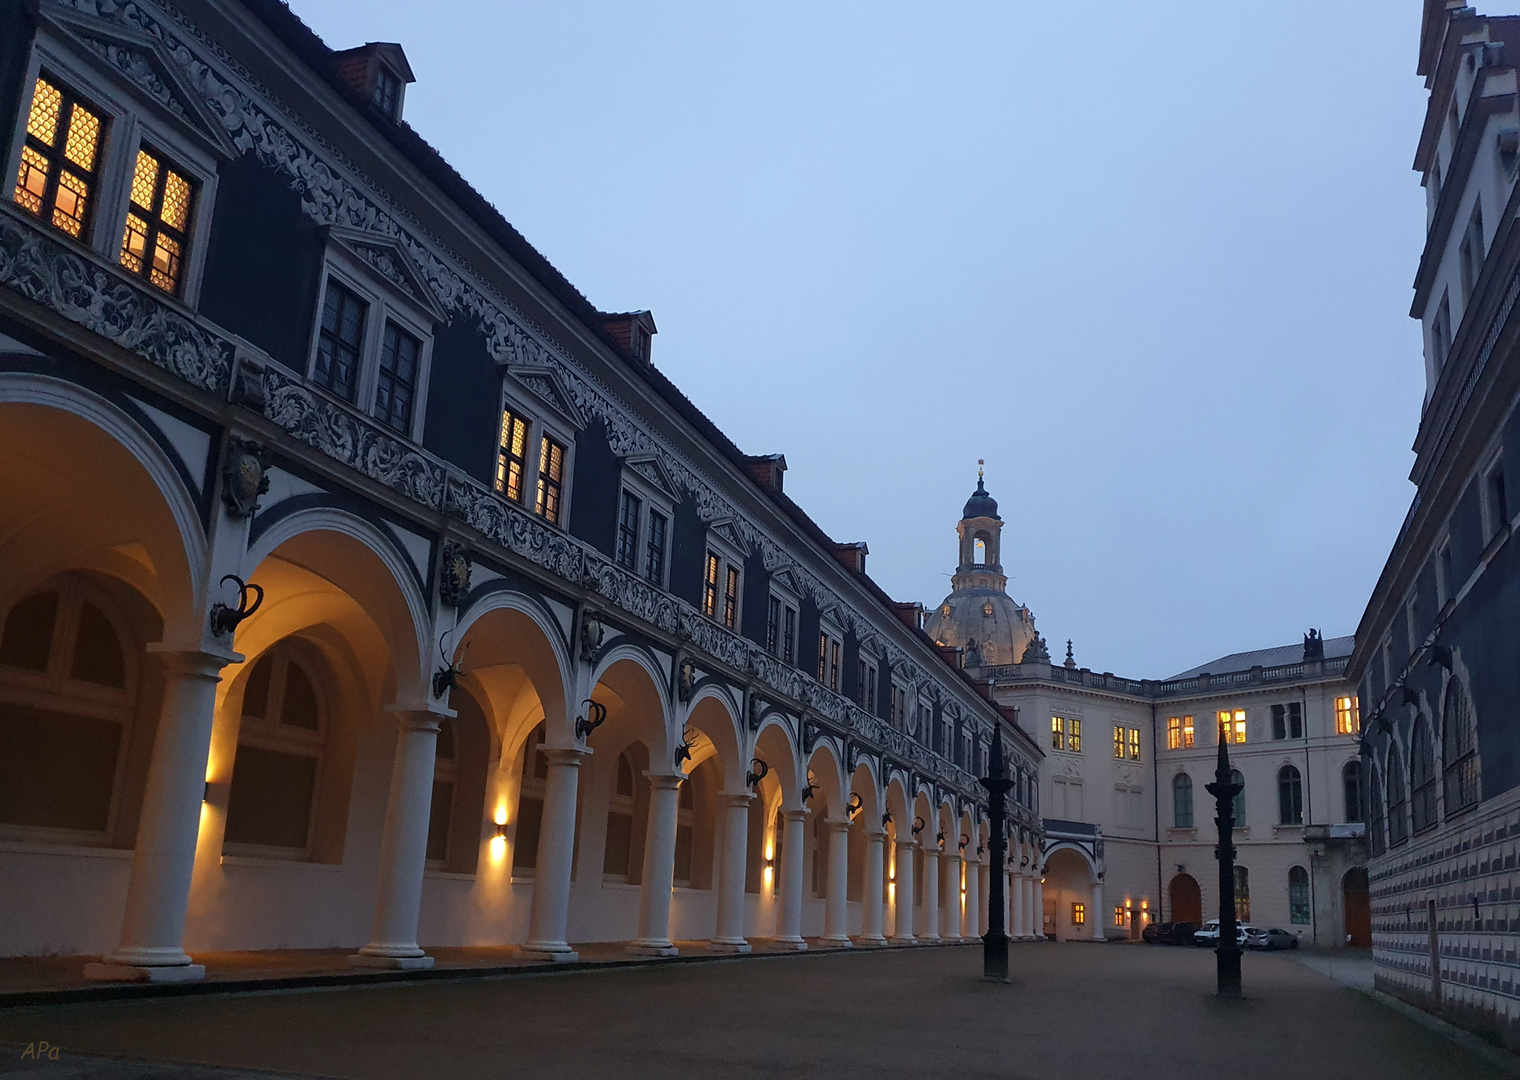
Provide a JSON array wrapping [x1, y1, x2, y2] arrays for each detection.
[[0, 944, 1500, 1080]]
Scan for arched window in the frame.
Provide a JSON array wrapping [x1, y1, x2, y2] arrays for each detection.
[[225, 641, 326, 854], [1288, 865, 1310, 925], [1277, 765, 1303, 825], [603, 751, 637, 880], [974, 538, 987, 565], [1367, 758, 1386, 855], [1386, 742, 1408, 846], [1342, 760, 1363, 823], [1410, 719, 1437, 833], [0, 581, 135, 838], [1233, 865, 1250, 922], [1172, 773, 1194, 828], [1442, 677, 1480, 814], [426, 717, 457, 865], [512, 722, 548, 873], [1230, 769, 1246, 826]]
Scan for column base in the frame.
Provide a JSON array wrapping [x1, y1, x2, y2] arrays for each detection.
[[83, 961, 205, 983], [627, 941, 679, 957], [818, 936, 853, 949], [889, 935, 917, 946], [769, 936, 808, 951], [855, 935, 889, 947], [709, 940, 752, 954], [347, 953, 434, 970], [919, 934, 942, 944], [519, 942, 580, 963]]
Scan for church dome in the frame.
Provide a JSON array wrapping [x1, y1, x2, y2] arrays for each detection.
[[962, 477, 999, 520], [924, 589, 1037, 668]]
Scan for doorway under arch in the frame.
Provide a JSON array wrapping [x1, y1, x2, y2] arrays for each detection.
[[1342, 867, 1370, 947], [1169, 873, 1202, 925]]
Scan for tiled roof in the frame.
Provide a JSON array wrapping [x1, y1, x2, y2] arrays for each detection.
[[1168, 635, 1354, 681]]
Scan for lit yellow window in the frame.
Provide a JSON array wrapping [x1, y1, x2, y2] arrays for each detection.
[[13, 75, 104, 239], [1128, 727, 1141, 761], [117, 146, 195, 294], [1071, 902, 1085, 926], [1335, 696, 1361, 735], [1051, 716, 1065, 752], [1114, 905, 1126, 926], [495, 409, 529, 502], [1070, 718, 1082, 752], [1113, 724, 1125, 758], [702, 552, 720, 618], [1218, 709, 1246, 744]]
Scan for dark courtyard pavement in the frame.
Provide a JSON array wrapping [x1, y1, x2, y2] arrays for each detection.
[[0, 942, 1505, 1080]]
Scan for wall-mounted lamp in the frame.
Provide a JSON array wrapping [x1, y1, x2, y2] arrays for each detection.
[[493, 822, 508, 841]]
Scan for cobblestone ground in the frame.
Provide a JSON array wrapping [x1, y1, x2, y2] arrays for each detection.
[[0, 943, 1504, 1080]]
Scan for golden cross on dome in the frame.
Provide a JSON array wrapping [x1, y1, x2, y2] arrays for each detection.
[[978, 458, 984, 480]]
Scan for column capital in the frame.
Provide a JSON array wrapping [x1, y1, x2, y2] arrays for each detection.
[[783, 807, 810, 823], [893, 837, 919, 850], [825, 818, 852, 834], [647, 772, 686, 791], [145, 644, 241, 677], [543, 746, 591, 769], [383, 709, 448, 734], [863, 829, 887, 842], [718, 790, 756, 806]]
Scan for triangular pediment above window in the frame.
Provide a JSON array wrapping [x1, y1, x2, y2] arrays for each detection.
[[707, 518, 746, 554], [624, 454, 677, 500], [505, 365, 586, 429], [771, 566, 803, 596], [322, 227, 449, 322], [40, 10, 240, 160]]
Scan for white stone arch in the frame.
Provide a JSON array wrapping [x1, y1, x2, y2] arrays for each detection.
[[804, 739, 848, 819], [753, 714, 800, 809], [0, 372, 207, 641], [1043, 840, 1099, 882], [589, 644, 676, 771], [454, 587, 574, 751], [243, 506, 432, 706], [683, 682, 744, 792]]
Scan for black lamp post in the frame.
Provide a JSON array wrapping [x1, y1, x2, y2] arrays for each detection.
[[1204, 717, 1244, 998], [978, 723, 1013, 983]]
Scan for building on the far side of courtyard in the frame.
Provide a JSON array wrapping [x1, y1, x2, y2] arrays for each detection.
[[926, 476, 1369, 947], [1346, 0, 1520, 1050]]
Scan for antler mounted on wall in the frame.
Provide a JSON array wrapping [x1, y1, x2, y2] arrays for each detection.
[[209, 574, 263, 638], [575, 698, 607, 740]]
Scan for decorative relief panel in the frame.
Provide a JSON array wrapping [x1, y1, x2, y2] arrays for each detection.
[[0, 212, 232, 393]]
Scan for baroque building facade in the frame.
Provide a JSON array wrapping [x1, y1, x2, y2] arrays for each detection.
[[927, 479, 1369, 947], [0, 0, 1044, 980], [1348, 1, 1520, 1049]]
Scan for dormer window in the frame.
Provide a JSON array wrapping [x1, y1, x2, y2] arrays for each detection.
[[373, 68, 402, 119]]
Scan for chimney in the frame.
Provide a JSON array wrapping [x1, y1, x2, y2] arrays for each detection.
[[892, 601, 924, 631], [603, 311, 657, 363], [937, 643, 964, 670], [743, 454, 786, 494], [832, 541, 868, 574], [331, 43, 415, 122]]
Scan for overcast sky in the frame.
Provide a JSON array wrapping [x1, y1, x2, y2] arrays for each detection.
[[291, 0, 1457, 678]]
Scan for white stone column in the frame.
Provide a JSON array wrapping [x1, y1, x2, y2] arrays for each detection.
[[941, 851, 962, 941], [963, 857, 980, 941], [630, 772, 684, 956], [890, 839, 917, 944], [1011, 869, 1023, 940], [712, 791, 753, 953], [351, 711, 445, 969], [860, 829, 887, 946], [821, 819, 852, 946], [520, 746, 589, 962], [774, 809, 808, 949], [920, 846, 940, 942], [1034, 877, 1045, 939], [85, 650, 231, 982], [1091, 878, 1105, 941]]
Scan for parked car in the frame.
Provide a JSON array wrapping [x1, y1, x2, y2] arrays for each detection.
[[1245, 927, 1300, 951], [1193, 920, 1252, 947], [1144, 921, 1195, 945]]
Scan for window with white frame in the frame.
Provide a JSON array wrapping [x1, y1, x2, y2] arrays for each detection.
[[493, 382, 576, 529], [1459, 199, 1485, 304], [890, 683, 908, 728], [702, 541, 742, 631], [613, 471, 673, 587], [307, 236, 440, 441], [7, 40, 226, 306], [857, 656, 878, 712], [1431, 291, 1452, 373], [766, 591, 797, 663], [816, 624, 842, 692]]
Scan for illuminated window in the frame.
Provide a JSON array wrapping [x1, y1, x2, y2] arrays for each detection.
[[1334, 696, 1360, 735], [1167, 715, 1194, 749], [495, 409, 530, 502], [118, 146, 195, 294], [1113, 725, 1125, 758], [703, 552, 720, 618], [535, 434, 565, 524], [12, 75, 103, 240], [314, 279, 367, 401], [1051, 716, 1066, 752], [1069, 717, 1082, 752], [616, 490, 642, 570], [858, 659, 877, 712], [1071, 902, 1085, 926], [723, 565, 740, 630], [1113, 905, 1126, 926], [371, 321, 419, 432], [1128, 727, 1140, 761], [1218, 709, 1246, 744]]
